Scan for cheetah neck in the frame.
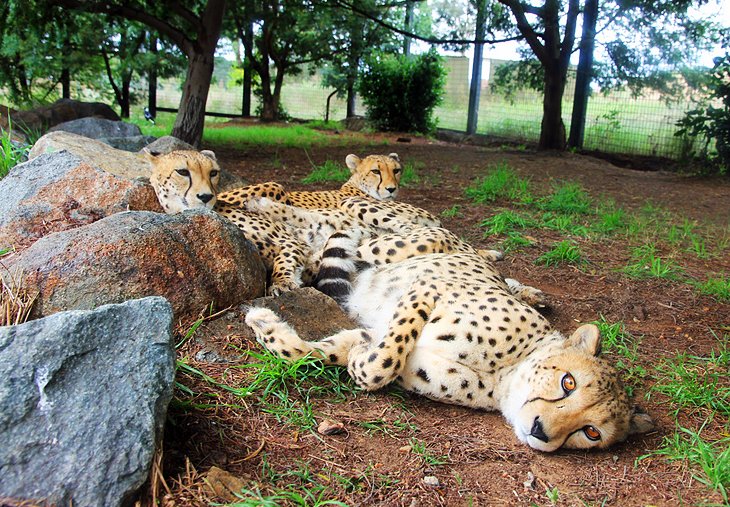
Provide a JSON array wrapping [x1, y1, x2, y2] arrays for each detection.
[[493, 332, 566, 425]]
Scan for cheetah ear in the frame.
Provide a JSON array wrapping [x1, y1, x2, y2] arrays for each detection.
[[200, 150, 217, 161], [568, 324, 601, 356], [388, 152, 400, 162], [629, 406, 655, 435], [141, 147, 161, 162], [345, 154, 361, 172]]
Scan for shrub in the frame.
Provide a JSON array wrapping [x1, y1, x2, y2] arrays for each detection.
[[358, 50, 446, 134]]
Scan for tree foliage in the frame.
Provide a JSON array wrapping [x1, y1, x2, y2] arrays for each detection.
[[676, 52, 730, 175], [358, 49, 447, 133]]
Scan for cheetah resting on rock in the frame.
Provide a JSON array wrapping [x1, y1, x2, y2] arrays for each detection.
[[245, 230, 655, 452]]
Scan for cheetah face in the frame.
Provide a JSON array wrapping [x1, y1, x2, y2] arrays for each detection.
[[345, 153, 402, 200], [505, 325, 654, 452], [147, 149, 220, 214]]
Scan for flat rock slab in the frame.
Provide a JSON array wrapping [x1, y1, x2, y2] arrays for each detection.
[[0, 297, 175, 507], [29, 131, 151, 179], [4, 210, 267, 320], [49, 117, 143, 139]]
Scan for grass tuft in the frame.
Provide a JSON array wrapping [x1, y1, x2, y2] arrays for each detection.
[[302, 160, 350, 184], [465, 163, 532, 204], [1, 266, 38, 326], [535, 240, 584, 266], [622, 244, 683, 279], [480, 210, 533, 236], [1, 120, 30, 178], [693, 275, 730, 302], [537, 182, 593, 215]]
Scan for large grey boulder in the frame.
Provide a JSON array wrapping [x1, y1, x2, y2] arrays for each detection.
[[0, 296, 175, 507], [4, 210, 267, 320], [101, 134, 158, 152], [142, 135, 195, 154], [29, 131, 151, 179], [0, 150, 160, 251], [49, 117, 143, 139]]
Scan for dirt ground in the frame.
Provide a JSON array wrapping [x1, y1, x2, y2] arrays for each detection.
[[153, 131, 730, 506]]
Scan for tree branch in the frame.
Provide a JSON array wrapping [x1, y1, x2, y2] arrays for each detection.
[[498, 0, 548, 63], [329, 0, 524, 45]]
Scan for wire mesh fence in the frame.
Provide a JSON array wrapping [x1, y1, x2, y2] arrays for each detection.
[[156, 55, 703, 159]]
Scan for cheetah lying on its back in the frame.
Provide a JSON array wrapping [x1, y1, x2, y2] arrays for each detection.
[[147, 150, 481, 295], [246, 230, 654, 452], [218, 153, 405, 209]]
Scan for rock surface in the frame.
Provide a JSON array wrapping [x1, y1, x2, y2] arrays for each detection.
[[4, 210, 267, 320], [0, 150, 160, 251], [49, 117, 143, 139], [29, 131, 151, 179], [101, 134, 158, 152], [250, 287, 359, 342], [142, 135, 195, 154], [0, 99, 120, 140], [0, 296, 175, 507]]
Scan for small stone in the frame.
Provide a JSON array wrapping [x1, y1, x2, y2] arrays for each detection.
[[523, 471, 535, 489], [422, 475, 439, 487], [398, 444, 412, 453], [317, 418, 345, 435]]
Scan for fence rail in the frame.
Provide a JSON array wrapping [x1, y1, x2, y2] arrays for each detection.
[[155, 56, 703, 159]]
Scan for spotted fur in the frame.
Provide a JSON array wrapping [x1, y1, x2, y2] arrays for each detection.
[[246, 230, 655, 452], [217, 153, 405, 209]]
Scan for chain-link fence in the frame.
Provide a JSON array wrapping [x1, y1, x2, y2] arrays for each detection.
[[157, 56, 702, 159]]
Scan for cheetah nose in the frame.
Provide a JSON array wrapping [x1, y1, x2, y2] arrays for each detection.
[[197, 193, 214, 204], [530, 416, 549, 443], [386, 186, 397, 194]]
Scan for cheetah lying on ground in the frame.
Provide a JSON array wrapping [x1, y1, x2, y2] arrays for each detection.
[[245, 230, 655, 452], [218, 153, 405, 208], [147, 150, 480, 295]]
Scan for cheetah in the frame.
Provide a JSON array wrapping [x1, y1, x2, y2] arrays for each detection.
[[217, 153, 406, 209], [147, 150, 492, 296], [245, 230, 654, 452]]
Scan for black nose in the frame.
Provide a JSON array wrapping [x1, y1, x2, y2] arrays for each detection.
[[386, 186, 397, 193], [197, 193, 214, 204], [530, 416, 549, 443]]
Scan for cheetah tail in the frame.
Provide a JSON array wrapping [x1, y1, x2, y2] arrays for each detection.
[[314, 230, 366, 304]]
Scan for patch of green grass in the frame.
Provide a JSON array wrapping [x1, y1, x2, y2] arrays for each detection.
[[649, 337, 730, 418], [591, 205, 629, 235], [639, 424, 729, 504], [409, 438, 448, 466], [465, 163, 532, 204], [480, 210, 534, 236], [592, 316, 647, 395], [622, 244, 683, 279], [400, 160, 422, 186], [539, 212, 589, 237], [306, 119, 342, 131], [128, 110, 175, 137], [359, 418, 418, 437], [536, 240, 584, 266], [693, 275, 730, 302], [440, 205, 461, 218], [204, 124, 332, 149], [501, 232, 535, 252], [301, 160, 350, 184], [1, 121, 29, 178], [537, 182, 593, 215]]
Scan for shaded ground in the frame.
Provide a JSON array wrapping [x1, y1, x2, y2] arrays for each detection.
[[152, 132, 729, 506]]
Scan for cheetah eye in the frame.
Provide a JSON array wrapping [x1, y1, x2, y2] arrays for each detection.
[[583, 425, 601, 441], [210, 170, 219, 178], [370, 169, 381, 175], [561, 373, 576, 394], [393, 168, 402, 174], [176, 168, 191, 177]]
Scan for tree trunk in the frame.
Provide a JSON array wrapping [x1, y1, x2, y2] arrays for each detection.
[[172, 51, 215, 145], [148, 33, 157, 117], [539, 66, 567, 150], [568, 0, 598, 148], [61, 67, 71, 99], [120, 72, 131, 118], [346, 83, 356, 118], [171, 0, 226, 147]]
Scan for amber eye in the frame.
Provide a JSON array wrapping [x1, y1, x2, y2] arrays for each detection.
[[561, 373, 576, 393], [393, 168, 402, 174], [584, 425, 601, 441], [210, 170, 219, 178], [371, 169, 381, 175], [176, 168, 190, 177]]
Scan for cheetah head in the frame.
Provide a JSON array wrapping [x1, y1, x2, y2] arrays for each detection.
[[146, 149, 220, 214], [345, 153, 402, 200], [503, 324, 655, 452]]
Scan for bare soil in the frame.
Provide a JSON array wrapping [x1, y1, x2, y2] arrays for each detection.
[[153, 132, 730, 506]]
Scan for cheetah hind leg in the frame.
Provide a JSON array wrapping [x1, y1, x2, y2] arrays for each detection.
[[504, 278, 548, 307], [245, 307, 369, 366]]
